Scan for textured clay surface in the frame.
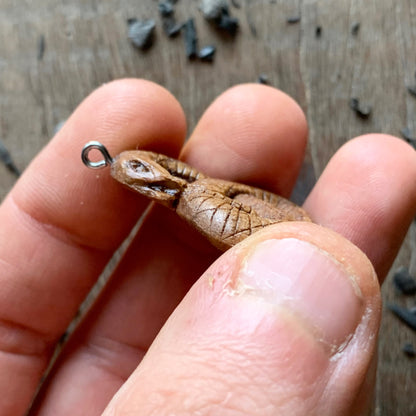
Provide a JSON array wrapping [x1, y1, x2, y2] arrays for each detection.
[[111, 150, 311, 251]]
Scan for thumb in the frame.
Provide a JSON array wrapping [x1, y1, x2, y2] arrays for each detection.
[[103, 222, 381, 416]]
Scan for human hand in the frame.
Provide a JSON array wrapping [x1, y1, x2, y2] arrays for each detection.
[[1, 80, 415, 415]]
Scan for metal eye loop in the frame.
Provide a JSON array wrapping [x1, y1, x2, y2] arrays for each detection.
[[81, 141, 114, 169]]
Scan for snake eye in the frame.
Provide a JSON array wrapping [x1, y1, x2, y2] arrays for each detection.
[[128, 160, 150, 173]]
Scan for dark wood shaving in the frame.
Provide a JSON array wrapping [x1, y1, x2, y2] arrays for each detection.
[[247, 15, 257, 37], [165, 20, 183, 37], [184, 18, 198, 59], [389, 304, 416, 332], [218, 12, 239, 35], [287, 16, 301, 24], [0, 139, 20, 177], [349, 97, 372, 119], [200, 1, 239, 35], [315, 26, 322, 37], [158, 1, 175, 17], [407, 139, 416, 150], [127, 19, 156, 50], [257, 74, 269, 85], [401, 127, 413, 140], [37, 34, 46, 61], [198, 45, 216, 62], [159, 0, 181, 38], [393, 267, 416, 295], [351, 22, 360, 35], [407, 85, 416, 98], [200, 0, 228, 20], [401, 128, 416, 149], [402, 343, 416, 358]]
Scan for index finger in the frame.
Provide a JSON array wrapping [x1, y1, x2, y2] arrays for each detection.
[[0, 79, 186, 415]]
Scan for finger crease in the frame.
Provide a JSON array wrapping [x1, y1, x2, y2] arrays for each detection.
[[0, 317, 54, 358], [81, 335, 147, 381], [8, 194, 110, 255]]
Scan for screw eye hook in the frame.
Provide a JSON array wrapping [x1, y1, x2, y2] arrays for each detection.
[[81, 141, 114, 169]]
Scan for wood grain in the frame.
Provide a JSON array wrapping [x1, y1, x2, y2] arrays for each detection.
[[0, 0, 415, 414]]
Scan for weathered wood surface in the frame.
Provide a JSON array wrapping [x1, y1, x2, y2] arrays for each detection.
[[0, 0, 415, 414]]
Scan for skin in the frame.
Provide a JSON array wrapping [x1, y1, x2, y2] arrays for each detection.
[[0, 79, 415, 415]]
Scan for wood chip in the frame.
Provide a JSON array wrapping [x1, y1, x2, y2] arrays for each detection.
[[407, 85, 416, 98], [257, 74, 269, 84], [0, 139, 20, 177], [199, 45, 216, 62], [158, 1, 175, 17], [351, 22, 360, 35], [389, 304, 416, 332], [287, 16, 301, 24], [402, 343, 416, 358], [393, 266, 416, 295], [200, 0, 228, 20], [37, 34, 46, 60], [401, 127, 416, 149], [184, 18, 198, 59], [127, 19, 156, 50], [218, 12, 239, 35], [349, 97, 372, 119]]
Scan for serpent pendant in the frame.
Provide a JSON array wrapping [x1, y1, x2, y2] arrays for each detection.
[[82, 141, 311, 251]]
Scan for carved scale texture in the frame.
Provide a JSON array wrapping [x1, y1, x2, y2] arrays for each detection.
[[154, 153, 205, 183], [112, 150, 311, 251], [176, 178, 311, 251]]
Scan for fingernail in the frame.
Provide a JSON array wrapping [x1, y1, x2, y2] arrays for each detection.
[[239, 238, 364, 351]]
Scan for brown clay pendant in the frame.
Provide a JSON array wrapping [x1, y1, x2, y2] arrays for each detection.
[[82, 141, 311, 251]]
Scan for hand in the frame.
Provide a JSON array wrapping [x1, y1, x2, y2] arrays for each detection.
[[1, 80, 415, 416]]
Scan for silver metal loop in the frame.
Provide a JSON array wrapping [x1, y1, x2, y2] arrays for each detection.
[[81, 141, 114, 169]]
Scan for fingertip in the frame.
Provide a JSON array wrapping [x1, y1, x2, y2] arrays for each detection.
[[182, 83, 308, 195], [310, 132, 416, 221], [326, 133, 416, 208], [103, 222, 380, 415], [339, 133, 416, 171], [304, 133, 416, 280], [63, 78, 187, 155], [237, 221, 380, 304], [222, 83, 309, 152], [10, 78, 187, 250]]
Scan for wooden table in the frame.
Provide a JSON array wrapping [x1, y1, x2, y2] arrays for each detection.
[[1, 1, 415, 414]]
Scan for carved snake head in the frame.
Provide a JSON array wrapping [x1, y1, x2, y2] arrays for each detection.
[[111, 150, 187, 209]]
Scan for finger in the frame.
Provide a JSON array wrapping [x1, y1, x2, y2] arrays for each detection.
[[182, 83, 308, 196], [304, 134, 416, 281], [102, 222, 381, 416], [0, 79, 186, 415], [31, 84, 309, 414]]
